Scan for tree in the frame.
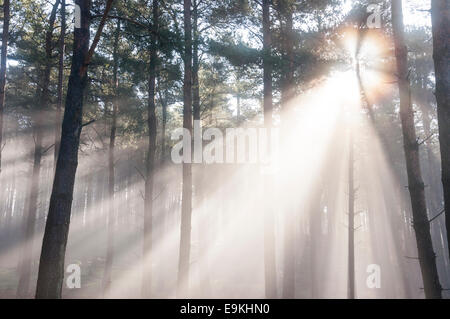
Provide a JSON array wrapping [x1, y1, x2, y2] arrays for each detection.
[[262, 0, 277, 300], [142, 0, 159, 298], [431, 0, 450, 260], [391, 0, 441, 299], [347, 131, 355, 299], [102, 19, 121, 297], [36, 0, 114, 299], [177, 0, 193, 298], [16, 0, 60, 298], [0, 0, 10, 175], [277, 0, 296, 299]]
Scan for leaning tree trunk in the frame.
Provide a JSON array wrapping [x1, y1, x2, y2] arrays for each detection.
[[177, 0, 193, 298], [142, 0, 158, 298], [54, 0, 66, 167], [36, 0, 113, 299], [391, 0, 442, 299], [102, 19, 120, 297], [262, 0, 277, 299], [0, 0, 10, 175], [17, 0, 59, 298], [431, 0, 450, 261]]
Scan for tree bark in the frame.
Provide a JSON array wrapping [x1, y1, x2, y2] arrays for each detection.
[[177, 0, 193, 298], [142, 0, 158, 298], [0, 0, 10, 175], [102, 19, 120, 296], [36, 0, 113, 299], [391, 0, 442, 299], [431, 0, 450, 261]]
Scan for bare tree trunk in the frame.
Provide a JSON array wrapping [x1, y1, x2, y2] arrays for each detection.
[[262, 0, 277, 299], [192, 0, 200, 123], [280, 1, 295, 299], [142, 0, 158, 298], [0, 0, 10, 175], [347, 132, 355, 299], [17, 0, 60, 298], [36, 0, 114, 299], [159, 90, 167, 162], [309, 182, 323, 298], [431, 0, 450, 261], [102, 19, 120, 296], [391, 0, 442, 299], [54, 0, 66, 168], [177, 0, 193, 298], [191, 0, 211, 296]]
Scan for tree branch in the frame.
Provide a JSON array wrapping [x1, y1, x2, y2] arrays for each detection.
[[81, 0, 115, 76]]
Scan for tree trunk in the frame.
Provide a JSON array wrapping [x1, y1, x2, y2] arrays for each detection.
[[280, 1, 295, 299], [102, 19, 120, 297], [192, 0, 200, 123], [159, 90, 167, 163], [177, 0, 193, 298], [142, 0, 158, 298], [54, 0, 66, 167], [391, 0, 442, 299], [347, 132, 355, 299], [36, 0, 113, 299], [0, 0, 10, 175], [262, 0, 277, 299], [17, 0, 59, 298], [431, 0, 450, 261]]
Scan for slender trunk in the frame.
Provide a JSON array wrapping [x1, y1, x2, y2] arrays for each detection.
[[102, 20, 120, 296], [191, 0, 210, 296], [309, 183, 323, 298], [281, 2, 295, 299], [177, 0, 193, 298], [431, 0, 450, 261], [347, 132, 355, 299], [236, 90, 241, 121], [36, 0, 113, 299], [0, 0, 10, 175], [391, 0, 442, 299], [419, 94, 440, 215], [17, 105, 43, 298], [142, 0, 158, 298], [192, 0, 200, 122], [160, 91, 167, 163], [262, 0, 277, 299], [17, 1, 59, 298], [54, 0, 66, 167]]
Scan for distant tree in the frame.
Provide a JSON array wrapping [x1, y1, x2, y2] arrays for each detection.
[[177, 0, 193, 298], [142, 0, 159, 298], [17, 0, 60, 298]]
